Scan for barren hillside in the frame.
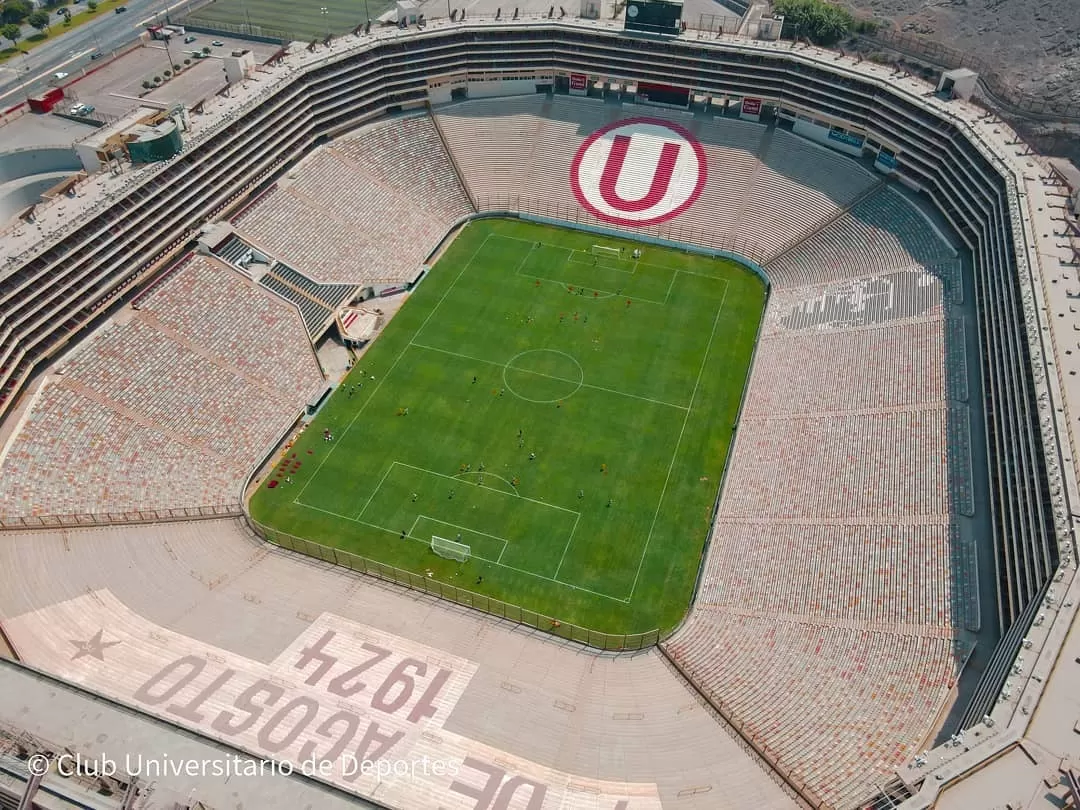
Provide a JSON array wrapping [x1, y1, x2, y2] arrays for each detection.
[[846, 0, 1080, 107]]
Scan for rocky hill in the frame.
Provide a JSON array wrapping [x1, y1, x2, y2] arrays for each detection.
[[847, 0, 1080, 107]]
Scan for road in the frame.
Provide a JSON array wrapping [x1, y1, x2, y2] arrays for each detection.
[[0, 0, 204, 109]]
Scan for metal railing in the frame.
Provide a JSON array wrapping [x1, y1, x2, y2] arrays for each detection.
[[475, 194, 771, 266], [0, 504, 241, 530], [852, 28, 1080, 123], [244, 515, 660, 651]]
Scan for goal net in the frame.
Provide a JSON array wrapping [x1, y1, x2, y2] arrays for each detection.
[[431, 535, 470, 562], [590, 244, 621, 259]]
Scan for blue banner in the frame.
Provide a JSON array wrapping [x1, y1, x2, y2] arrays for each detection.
[[828, 129, 865, 148], [876, 151, 899, 169]]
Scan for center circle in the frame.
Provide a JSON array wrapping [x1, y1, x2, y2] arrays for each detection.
[[502, 350, 584, 404]]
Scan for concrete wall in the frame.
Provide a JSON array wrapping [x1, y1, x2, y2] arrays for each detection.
[[0, 171, 77, 222], [467, 79, 541, 99], [0, 147, 81, 184], [792, 117, 865, 157]]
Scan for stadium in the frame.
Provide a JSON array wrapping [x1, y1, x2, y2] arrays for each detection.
[[0, 9, 1077, 810]]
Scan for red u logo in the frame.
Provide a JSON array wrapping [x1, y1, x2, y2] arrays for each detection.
[[570, 117, 707, 227], [597, 135, 683, 213]]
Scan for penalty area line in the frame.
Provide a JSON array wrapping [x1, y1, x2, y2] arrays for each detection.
[[552, 511, 581, 580], [354, 461, 398, 521], [289, 500, 626, 602]]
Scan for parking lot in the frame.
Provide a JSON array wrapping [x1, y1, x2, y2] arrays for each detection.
[[64, 33, 279, 119], [0, 112, 96, 149]]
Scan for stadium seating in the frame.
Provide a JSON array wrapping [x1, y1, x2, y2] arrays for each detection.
[[436, 97, 978, 800], [436, 98, 879, 259], [233, 186, 400, 283], [258, 262, 358, 336], [229, 105, 979, 807], [0, 385, 241, 516], [667, 611, 963, 809], [948, 405, 976, 517], [743, 320, 946, 415], [666, 278, 975, 807], [233, 115, 473, 285], [215, 235, 256, 269], [136, 256, 321, 403], [436, 95, 553, 202], [330, 115, 475, 219], [698, 521, 963, 628], [0, 98, 982, 810], [766, 186, 958, 286], [719, 408, 950, 519], [0, 256, 322, 519], [946, 318, 970, 402]]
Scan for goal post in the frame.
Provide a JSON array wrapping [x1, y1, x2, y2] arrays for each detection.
[[590, 244, 622, 260], [431, 535, 470, 562]]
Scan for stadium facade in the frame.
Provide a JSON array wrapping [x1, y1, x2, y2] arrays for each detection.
[[0, 16, 1075, 810]]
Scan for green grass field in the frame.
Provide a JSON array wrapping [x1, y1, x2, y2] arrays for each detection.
[[185, 0, 394, 40], [249, 219, 765, 634]]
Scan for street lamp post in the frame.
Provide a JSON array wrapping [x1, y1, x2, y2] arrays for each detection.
[[89, 21, 103, 55], [22, 53, 32, 105], [320, 7, 329, 37]]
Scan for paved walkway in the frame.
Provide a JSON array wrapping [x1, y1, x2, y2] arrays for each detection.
[[0, 519, 798, 810], [0, 659, 382, 810]]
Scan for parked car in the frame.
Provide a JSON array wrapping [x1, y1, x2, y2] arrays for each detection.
[[52, 71, 69, 80], [211, 40, 224, 46], [184, 35, 197, 43], [89, 52, 103, 60], [114, 5, 127, 12]]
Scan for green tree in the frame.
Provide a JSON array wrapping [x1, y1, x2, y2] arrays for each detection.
[[26, 9, 50, 33], [774, 0, 853, 46], [87, 0, 98, 9], [1, 0, 32, 24], [141, 79, 152, 88], [0, 22, 19, 48]]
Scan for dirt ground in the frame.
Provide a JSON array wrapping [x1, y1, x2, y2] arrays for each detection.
[[843, 0, 1080, 108]]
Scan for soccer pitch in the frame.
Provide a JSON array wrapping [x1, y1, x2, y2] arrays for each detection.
[[249, 219, 765, 634], [185, 0, 394, 39]]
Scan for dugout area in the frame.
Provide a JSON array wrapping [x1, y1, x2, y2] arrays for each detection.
[[249, 218, 765, 634]]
